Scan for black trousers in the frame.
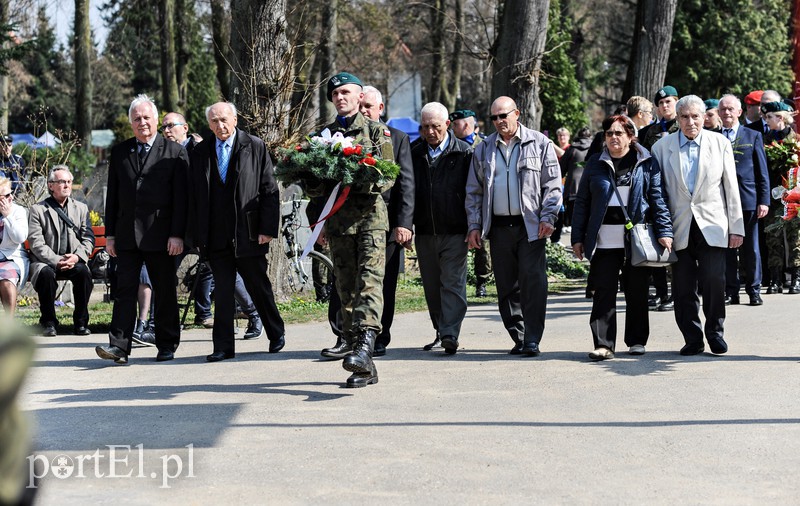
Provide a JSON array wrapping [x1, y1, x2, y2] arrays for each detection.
[[726, 210, 762, 296], [209, 247, 284, 354], [489, 223, 548, 345], [109, 249, 180, 354], [34, 263, 93, 328], [328, 237, 402, 346], [587, 249, 650, 351], [672, 219, 727, 346]]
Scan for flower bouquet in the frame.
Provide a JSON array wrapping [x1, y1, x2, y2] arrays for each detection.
[[765, 136, 800, 231], [275, 129, 399, 190]]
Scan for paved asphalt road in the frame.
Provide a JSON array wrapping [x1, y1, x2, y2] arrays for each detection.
[[19, 288, 800, 504]]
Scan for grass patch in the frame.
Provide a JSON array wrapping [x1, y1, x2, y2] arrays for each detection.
[[17, 274, 587, 332]]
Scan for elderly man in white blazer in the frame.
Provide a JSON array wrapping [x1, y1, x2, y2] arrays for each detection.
[[650, 94, 744, 356]]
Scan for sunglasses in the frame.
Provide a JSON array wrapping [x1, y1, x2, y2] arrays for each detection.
[[161, 122, 185, 131], [49, 179, 73, 185], [605, 130, 627, 138], [490, 111, 515, 121], [0, 192, 12, 199]]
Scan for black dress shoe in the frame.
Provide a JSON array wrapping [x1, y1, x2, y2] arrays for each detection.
[[96, 345, 128, 364], [423, 335, 442, 351], [321, 337, 352, 359], [725, 295, 740, 305], [657, 297, 674, 311], [707, 336, 728, 354], [440, 335, 459, 355], [207, 351, 235, 362], [269, 335, 285, 353], [74, 326, 91, 336], [509, 343, 523, 355], [679, 342, 705, 356], [42, 325, 57, 337], [749, 293, 763, 306], [373, 342, 386, 357], [156, 349, 174, 361], [521, 342, 540, 357], [647, 295, 662, 308]]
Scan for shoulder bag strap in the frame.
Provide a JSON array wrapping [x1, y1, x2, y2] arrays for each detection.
[[607, 169, 633, 231], [45, 200, 82, 238]]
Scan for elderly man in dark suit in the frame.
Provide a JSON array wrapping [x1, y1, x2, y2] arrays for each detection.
[[190, 102, 285, 362], [718, 94, 770, 306], [28, 165, 95, 337], [96, 94, 189, 364]]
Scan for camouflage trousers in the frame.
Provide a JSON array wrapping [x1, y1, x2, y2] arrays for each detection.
[[766, 217, 800, 269], [328, 230, 386, 337]]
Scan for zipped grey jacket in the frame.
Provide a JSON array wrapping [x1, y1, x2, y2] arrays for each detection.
[[465, 123, 563, 242]]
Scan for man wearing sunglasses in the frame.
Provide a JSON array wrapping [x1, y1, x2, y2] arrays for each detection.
[[28, 165, 95, 337], [465, 96, 562, 357]]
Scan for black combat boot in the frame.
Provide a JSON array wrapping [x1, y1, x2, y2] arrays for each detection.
[[321, 334, 352, 359], [789, 268, 800, 294], [767, 268, 783, 294], [345, 361, 378, 388], [342, 329, 377, 375]]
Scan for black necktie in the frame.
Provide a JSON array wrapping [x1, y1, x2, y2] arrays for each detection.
[[138, 142, 150, 164]]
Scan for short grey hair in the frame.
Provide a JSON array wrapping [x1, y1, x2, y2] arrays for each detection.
[[48, 165, 72, 182], [205, 102, 238, 121], [362, 86, 383, 106], [556, 127, 570, 136], [719, 94, 742, 109], [128, 94, 158, 123], [762, 90, 781, 103], [420, 102, 449, 123], [676, 95, 706, 116]]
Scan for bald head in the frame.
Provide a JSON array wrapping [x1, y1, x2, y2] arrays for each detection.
[[490, 96, 520, 141]]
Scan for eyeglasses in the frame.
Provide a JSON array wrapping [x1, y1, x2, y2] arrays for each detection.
[[161, 122, 185, 131], [49, 179, 73, 185], [642, 110, 653, 115], [490, 111, 515, 121], [605, 130, 627, 138]]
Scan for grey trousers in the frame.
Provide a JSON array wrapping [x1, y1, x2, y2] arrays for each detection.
[[415, 234, 468, 338]]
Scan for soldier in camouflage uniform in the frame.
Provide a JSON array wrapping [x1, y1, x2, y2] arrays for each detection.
[[0, 324, 35, 504], [316, 72, 394, 388], [762, 101, 800, 293]]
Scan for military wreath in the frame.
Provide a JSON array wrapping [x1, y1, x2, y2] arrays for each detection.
[[275, 129, 399, 189], [765, 136, 800, 227]]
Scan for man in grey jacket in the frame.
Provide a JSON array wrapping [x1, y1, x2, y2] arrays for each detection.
[[465, 96, 562, 356]]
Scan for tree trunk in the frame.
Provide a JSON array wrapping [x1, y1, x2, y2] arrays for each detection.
[[622, 0, 678, 101], [74, 0, 92, 152], [429, 0, 445, 104], [174, 0, 190, 108], [210, 0, 232, 100], [317, 0, 337, 124], [159, 0, 179, 112], [0, 0, 9, 134], [229, 0, 293, 298], [491, 0, 550, 130]]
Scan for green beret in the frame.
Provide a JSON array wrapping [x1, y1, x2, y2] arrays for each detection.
[[703, 98, 719, 110], [327, 72, 363, 101], [449, 109, 476, 121], [761, 101, 792, 114], [654, 86, 678, 103]]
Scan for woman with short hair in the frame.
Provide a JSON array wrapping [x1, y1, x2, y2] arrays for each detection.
[[571, 116, 673, 360]]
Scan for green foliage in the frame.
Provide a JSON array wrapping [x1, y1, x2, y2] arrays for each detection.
[[546, 241, 589, 278], [9, 8, 74, 132], [539, 0, 589, 136], [667, 0, 794, 99]]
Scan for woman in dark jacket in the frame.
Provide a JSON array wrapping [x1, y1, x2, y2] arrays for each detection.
[[570, 115, 673, 360], [561, 126, 593, 225]]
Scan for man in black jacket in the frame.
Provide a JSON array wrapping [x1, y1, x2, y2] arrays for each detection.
[[96, 94, 188, 364], [190, 102, 285, 361], [412, 102, 472, 354]]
